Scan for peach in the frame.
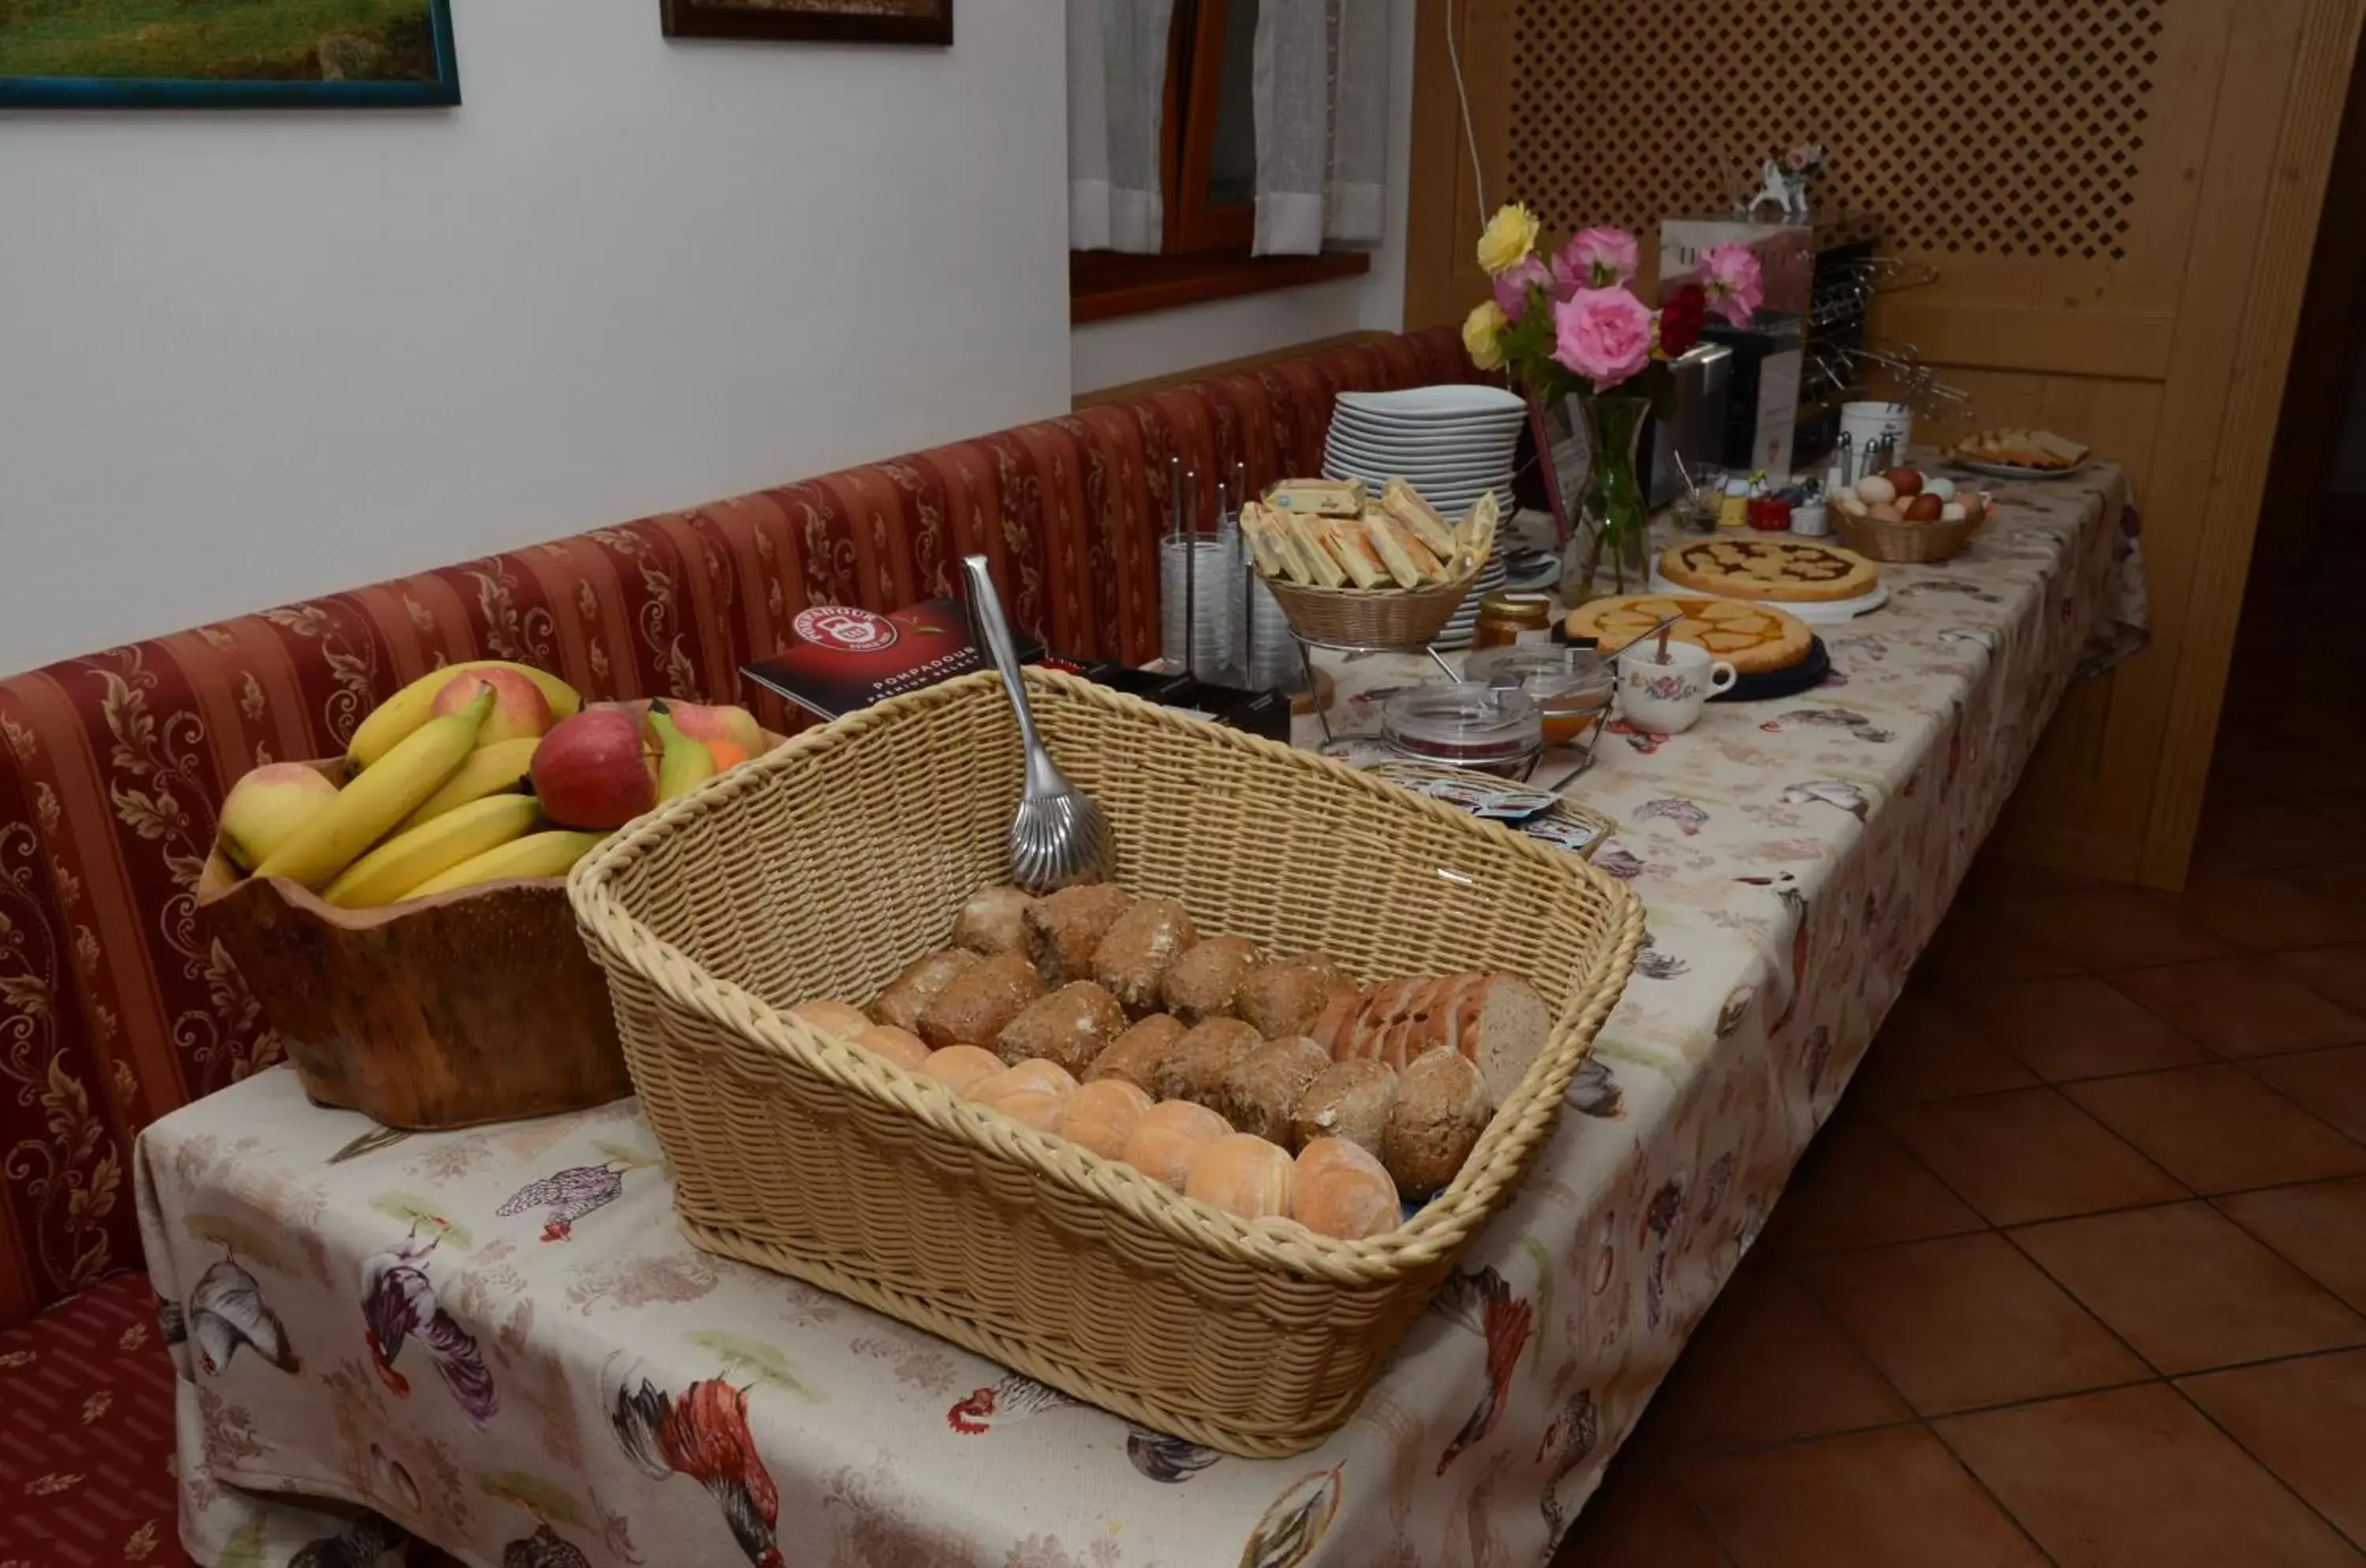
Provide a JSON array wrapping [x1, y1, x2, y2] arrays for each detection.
[[432, 669, 552, 746], [530, 710, 656, 829], [703, 739, 752, 773], [665, 700, 764, 756], [218, 763, 340, 872]]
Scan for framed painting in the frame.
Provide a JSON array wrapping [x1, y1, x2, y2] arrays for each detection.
[[0, 0, 461, 108], [662, 0, 952, 45]]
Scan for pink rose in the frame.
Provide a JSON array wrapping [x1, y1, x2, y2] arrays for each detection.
[[1700, 241, 1764, 327], [1551, 286, 1655, 390], [1491, 256, 1554, 322], [1554, 226, 1640, 290]]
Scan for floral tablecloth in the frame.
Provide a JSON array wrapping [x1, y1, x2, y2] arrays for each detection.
[[137, 465, 2129, 1568]]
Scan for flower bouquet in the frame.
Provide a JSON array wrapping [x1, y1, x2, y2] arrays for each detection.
[[1461, 205, 1763, 603]]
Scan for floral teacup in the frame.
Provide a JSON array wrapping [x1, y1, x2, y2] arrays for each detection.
[[1614, 639, 1737, 734]]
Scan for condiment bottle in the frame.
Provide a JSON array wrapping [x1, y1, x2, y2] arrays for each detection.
[[1718, 478, 1752, 528]]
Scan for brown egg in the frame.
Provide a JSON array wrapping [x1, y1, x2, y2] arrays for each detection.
[[1868, 502, 1904, 523], [1121, 1099, 1232, 1187], [1064, 1078, 1154, 1161], [1883, 467, 1924, 497], [1903, 492, 1944, 522], [1291, 1137, 1402, 1240], [789, 999, 870, 1039], [917, 1044, 1003, 1094], [850, 1023, 931, 1071], [1184, 1133, 1296, 1219]]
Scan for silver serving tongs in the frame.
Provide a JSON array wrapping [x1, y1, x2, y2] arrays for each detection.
[[960, 555, 1114, 891]]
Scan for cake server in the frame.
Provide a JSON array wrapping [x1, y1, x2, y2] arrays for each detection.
[[960, 554, 1114, 892]]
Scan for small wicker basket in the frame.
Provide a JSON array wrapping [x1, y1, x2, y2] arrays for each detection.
[[1830, 505, 1984, 563], [1260, 565, 1480, 648], [569, 668, 1640, 1456]]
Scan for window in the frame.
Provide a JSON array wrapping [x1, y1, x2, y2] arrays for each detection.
[[1070, 0, 1369, 324]]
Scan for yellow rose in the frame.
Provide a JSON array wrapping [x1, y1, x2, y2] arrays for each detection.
[[1461, 300, 1509, 370], [1475, 203, 1540, 276]]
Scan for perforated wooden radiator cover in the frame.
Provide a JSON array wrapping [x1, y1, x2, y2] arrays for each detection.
[[1506, 0, 2163, 261]]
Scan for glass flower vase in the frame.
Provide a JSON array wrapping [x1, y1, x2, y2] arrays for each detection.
[[1563, 394, 1654, 606]]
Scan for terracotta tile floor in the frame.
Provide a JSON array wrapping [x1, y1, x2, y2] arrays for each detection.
[[1550, 574, 2366, 1562]]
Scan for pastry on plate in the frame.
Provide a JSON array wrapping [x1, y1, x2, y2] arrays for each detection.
[[1955, 427, 2089, 470], [1657, 538, 1879, 603], [1564, 594, 1815, 675]]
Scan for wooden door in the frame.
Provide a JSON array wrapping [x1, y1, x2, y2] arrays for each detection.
[[1407, 0, 2364, 886]]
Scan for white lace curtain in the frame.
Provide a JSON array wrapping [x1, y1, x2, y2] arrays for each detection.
[[1251, 0, 1389, 256], [1066, 0, 1388, 258], [1068, 0, 1174, 254]]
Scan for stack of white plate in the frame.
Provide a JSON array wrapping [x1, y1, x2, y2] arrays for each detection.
[[1322, 385, 1524, 648], [1321, 384, 1524, 522]]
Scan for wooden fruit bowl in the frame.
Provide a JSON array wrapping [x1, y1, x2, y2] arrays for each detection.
[[198, 709, 784, 1130], [196, 782, 630, 1131]]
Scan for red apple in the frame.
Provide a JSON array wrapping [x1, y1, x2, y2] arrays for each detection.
[[531, 710, 657, 829], [664, 700, 764, 756], [433, 669, 553, 746]]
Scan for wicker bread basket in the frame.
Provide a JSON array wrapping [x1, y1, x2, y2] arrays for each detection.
[[1260, 564, 1480, 647], [569, 667, 1640, 1455]]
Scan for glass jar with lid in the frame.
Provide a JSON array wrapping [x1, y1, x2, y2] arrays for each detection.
[[1464, 644, 1614, 747], [1380, 685, 1543, 779]]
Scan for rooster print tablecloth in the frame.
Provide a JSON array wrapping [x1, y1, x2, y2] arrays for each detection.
[[137, 465, 2129, 1568]]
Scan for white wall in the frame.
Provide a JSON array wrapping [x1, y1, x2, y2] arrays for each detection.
[[0, 0, 1071, 675], [1068, 0, 1417, 394]]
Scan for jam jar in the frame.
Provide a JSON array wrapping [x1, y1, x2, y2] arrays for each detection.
[[1472, 591, 1555, 649]]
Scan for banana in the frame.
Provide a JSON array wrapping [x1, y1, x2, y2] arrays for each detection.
[[396, 737, 542, 831], [406, 830, 607, 898], [257, 689, 494, 890], [324, 793, 542, 909], [347, 660, 583, 770], [650, 707, 716, 802]]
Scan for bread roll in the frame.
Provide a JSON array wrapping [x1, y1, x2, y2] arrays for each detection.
[[1090, 897, 1200, 1016], [974, 1057, 1080, 1099], [1383, 1049, 1492, 1198], [1289, 1060, 1398, 1155], [1083, 1014, 1187, 1092], [994, 980, 1126, 1073], [1064, 1079, 1153, 1161], [1185, 1133, 1296, 1220], [1219, 1036, 1332, 1144], [1237, 958, 1357, 1040], [916, 950, 1044, 1049], [952, 884, 1036, 957], [871, 949, 980, 1033], [1159, 935, 1263, 1021], [1024, 883, 1136, 986], [1293, 1137, 1403, 1240], [788, 999, 870, 1039], [849, 1023, 931, 1071], [969, 1058, 1077, 1136], [1121, 1099, 1232, 1187], [1152, 1017, 1262, 1108], [916, 1044, 1003, 1094]]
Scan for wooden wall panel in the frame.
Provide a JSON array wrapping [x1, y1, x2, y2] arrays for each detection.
[[1405, 0, 2362, 887]]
